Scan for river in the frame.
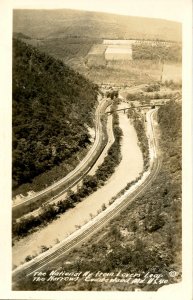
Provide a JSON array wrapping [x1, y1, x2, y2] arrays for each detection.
[[13, 105, 143, 267]]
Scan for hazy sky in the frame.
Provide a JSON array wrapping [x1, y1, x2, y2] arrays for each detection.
[[12, 0, 188, 22]]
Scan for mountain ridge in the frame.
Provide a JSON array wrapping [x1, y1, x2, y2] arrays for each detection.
[[13, 9, 181, 42]]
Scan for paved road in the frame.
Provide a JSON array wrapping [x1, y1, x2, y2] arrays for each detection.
[[12, 96, 110, 215], [15, 114, 115, 220], [12, 84, 148, 215], [12, 108, 161, 285]]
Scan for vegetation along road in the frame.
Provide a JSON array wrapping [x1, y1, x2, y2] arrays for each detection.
[[12, 108, 161, 285], [12, 95, 110, 215]]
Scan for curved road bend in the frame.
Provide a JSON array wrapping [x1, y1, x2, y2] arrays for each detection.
[[12, 108, 161, 283], [47, 114, 115, 203], [12, 104, 142, 265], [12, 96, 109, 211], [15, 115, 115, 220], [12, 84, 147, 212]]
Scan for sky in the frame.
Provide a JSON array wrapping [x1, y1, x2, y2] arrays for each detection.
[[11, 0, 189, 22]]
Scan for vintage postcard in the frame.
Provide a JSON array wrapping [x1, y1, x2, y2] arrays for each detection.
[[0, 0, 192, 299]]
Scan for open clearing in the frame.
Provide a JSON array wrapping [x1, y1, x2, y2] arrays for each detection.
[[105, 45, 132, 60]]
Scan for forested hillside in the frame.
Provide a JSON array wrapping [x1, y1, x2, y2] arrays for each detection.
[[12, 38, 98, 193], [17, 101, 181, 291]]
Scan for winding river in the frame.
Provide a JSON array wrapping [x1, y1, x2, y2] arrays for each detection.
[[13, 104, 143, 267]]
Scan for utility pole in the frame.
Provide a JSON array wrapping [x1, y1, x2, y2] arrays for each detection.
[[157, 55, 164, 83], [160, 59, 164, 83]]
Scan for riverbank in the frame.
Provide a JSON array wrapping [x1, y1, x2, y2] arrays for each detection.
[[13, 107, 143, 267]]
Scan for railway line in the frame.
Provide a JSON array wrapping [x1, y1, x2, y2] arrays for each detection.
[[12, 108, 161, 285], [12, 84, 152, 218], [12, 96, 111, 217], [13, 159, 160, 280]]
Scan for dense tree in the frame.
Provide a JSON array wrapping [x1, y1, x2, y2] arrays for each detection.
[[13, 107, 123, 238], [132, 43, 182, 62], [13, 38, 99, 191]]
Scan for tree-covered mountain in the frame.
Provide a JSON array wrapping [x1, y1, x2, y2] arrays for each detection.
[[12, 38, 98, 191], [13, 9, 181, 42]]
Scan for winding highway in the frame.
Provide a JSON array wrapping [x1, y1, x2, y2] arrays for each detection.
[[12, 108, 161, 285], [12, 95, 110, 216]]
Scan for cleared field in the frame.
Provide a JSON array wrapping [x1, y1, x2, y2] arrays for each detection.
[[105, 45, 132, 53], [15, 33, 181, 86], [87, 45, 107, 67], [74, 58, 163, 85], [88, 44, 107, 55], [88, 44, 133, 64], [14, 9, 181, 84], [105, 45, 132, 61]]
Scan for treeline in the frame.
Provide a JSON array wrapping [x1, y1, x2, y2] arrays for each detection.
[[127, 110, 149, 170], [13, 107, 122, 238], [126, 91, 177, 102], [13, 38, 99, 192], [17, 100, 182, 291], [132, 43, 182, 62], [157, 100, 181, 172]]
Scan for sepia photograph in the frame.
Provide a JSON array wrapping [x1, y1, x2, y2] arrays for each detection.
[[0, 0, 192, 299]]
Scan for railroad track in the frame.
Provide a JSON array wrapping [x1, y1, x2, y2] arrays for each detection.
[[12, 97, 111, 217], [12, 109, 161, 284], [12, 158, 161, 283]]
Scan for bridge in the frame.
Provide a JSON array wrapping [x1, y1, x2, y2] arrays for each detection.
[[106, 104, 163, 115]]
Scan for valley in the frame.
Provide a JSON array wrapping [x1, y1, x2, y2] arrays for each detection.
[[12, 9, 182, 292]]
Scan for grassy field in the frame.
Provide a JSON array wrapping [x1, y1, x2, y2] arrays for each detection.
[[75, 60, 163, 85], [14, 37, 165, 85], [162, 63, 182, 82], [21, 40, 181, 85]]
